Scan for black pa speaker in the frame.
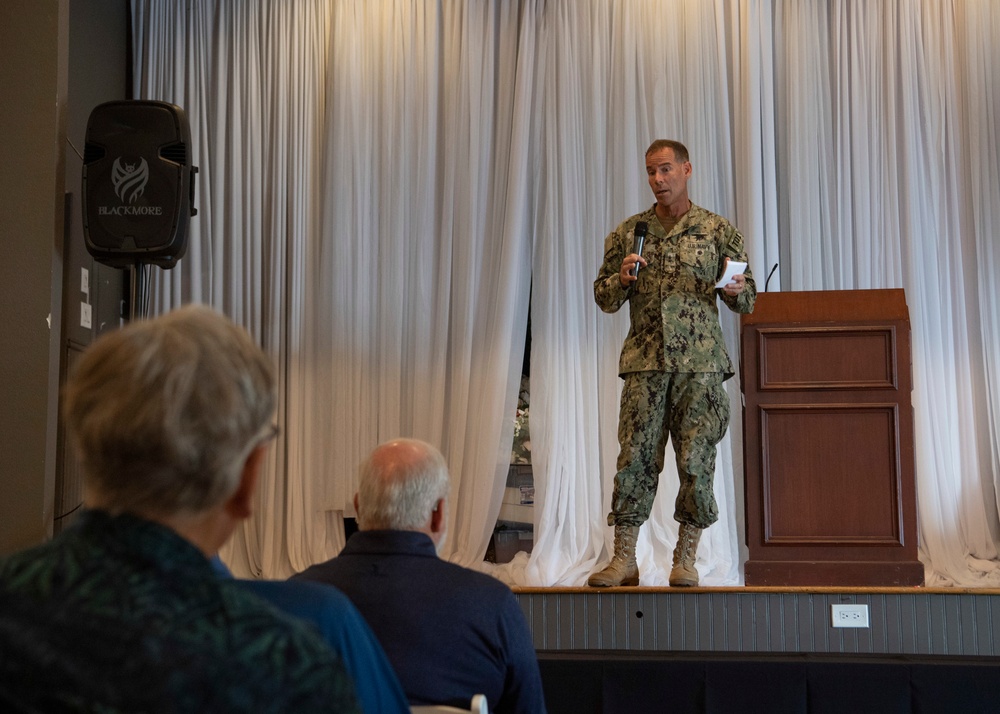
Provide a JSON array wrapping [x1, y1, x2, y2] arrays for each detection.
[[82, 100, 197, 269]]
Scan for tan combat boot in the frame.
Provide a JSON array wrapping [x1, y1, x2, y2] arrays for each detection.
[[588, 525, 640, 587], [669, 523, 702, 587]]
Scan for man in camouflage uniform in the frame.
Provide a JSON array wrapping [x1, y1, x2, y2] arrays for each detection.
[[589, 139, 756, 588]]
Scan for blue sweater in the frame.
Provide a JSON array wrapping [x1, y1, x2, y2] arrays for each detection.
[[293, 530, 547, 713], [232, 578, 410, 714]]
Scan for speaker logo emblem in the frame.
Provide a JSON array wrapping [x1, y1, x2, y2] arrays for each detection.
[[111, 157, 150, 204], [98, 157, 161, 216]]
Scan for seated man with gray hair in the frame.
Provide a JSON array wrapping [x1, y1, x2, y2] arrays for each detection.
[[0, 304, 359, 713], [292, 438, 547, 714]]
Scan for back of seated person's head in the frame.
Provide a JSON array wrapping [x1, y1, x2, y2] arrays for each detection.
[[355, 439, 450, 532], [63, 303, 275, 519]]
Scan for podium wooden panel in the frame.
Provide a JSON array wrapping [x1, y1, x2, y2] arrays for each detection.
[[740, 289, 923, 586]]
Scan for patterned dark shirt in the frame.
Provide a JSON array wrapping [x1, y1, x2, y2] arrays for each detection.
[[0, 510, 360, 713], [594, 203, 756, 379]]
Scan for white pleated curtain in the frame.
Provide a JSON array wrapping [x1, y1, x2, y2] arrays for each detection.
[[131, 0, 1000, 587]]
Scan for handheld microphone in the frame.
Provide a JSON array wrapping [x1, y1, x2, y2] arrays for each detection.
[[630, 221, 648, 278]]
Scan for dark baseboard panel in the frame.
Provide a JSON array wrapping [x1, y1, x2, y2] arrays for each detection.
[[537, 650, 1000, 714]]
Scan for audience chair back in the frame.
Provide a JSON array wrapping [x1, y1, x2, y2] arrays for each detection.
[[410, 694, 488, 714]]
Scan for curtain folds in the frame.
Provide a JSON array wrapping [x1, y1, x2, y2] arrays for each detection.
[[131, 0, 999, 587]]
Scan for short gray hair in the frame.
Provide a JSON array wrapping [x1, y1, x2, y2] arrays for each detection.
[[356, 439, 450, 531], [63, 304, 275, 517]]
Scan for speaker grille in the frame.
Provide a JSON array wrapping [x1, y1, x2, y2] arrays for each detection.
[[159, 142, 188, 165]]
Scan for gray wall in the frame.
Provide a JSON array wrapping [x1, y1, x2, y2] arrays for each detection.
[[0, 0, 127, 555]]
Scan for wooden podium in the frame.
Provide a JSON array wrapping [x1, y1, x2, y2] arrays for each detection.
[[740, 289, 923, 586]]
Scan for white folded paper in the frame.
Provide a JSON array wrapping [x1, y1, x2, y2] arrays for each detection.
[[715, 260, 747, 288]]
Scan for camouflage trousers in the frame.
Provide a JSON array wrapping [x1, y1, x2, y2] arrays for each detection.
[[609, 371, 730, 529]]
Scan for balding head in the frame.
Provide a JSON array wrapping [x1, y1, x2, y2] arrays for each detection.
[[355, 438, 450, 533]]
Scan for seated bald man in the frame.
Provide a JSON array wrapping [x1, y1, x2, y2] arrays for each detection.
[[292, 438, 547, 714]]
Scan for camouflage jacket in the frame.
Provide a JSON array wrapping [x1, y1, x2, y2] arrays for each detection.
[[594, 203, 756, 379]]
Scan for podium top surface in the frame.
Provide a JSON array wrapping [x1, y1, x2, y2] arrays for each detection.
[[741, 288, 908, 326]]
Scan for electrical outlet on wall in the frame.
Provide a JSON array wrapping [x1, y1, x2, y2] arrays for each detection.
[[831, 604, 869, 628]]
